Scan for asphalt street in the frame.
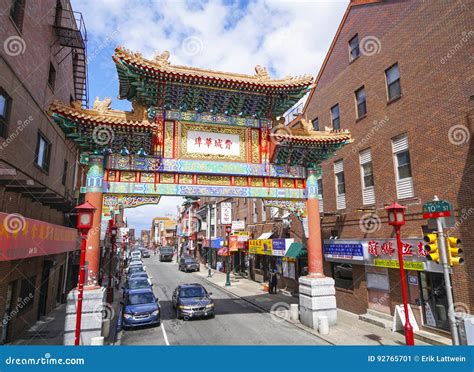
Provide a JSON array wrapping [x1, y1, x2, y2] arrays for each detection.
[[119, 256, 329, 345]]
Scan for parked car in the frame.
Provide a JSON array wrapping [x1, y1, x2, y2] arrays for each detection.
[[125, 260, 143, 274], [122, 278, 153, 297], [172, 283, 214, 319], [121, 288, 160, 329], [141, 249, 150, 258], [127, 266, 146, 276], [159, 247, 174, 262], [178, 257, 200, 272], [334, 263, 353, 279], [128, 272, 152, 286], [130, 250, 142, 261]]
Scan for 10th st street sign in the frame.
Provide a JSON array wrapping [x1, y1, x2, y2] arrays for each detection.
[[422, 200, 452, 219]]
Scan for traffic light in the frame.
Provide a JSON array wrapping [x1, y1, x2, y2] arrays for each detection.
[[424, 233, 440, 263], [447, 237, 463, 266]]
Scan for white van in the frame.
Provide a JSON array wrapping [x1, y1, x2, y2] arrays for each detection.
[[130, 250, 142, 261]]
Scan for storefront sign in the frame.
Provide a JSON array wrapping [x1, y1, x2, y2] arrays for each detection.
[[229, 235, 247, 251], [231, 220, 245, 230], [324, 242, 363, 261], [248, 239, 273, 255], [0, 212, 79, 261], [324, 239, 444, 273], [272, 239, 286, 256], [221, 202, 232, 225], [374, 259, 425, 271]]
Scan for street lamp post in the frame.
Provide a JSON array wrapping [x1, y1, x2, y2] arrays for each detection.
[[225, 224, 232, 286], [74, 201, 96, 346], [107, 223, 117, 304], [386, 202, 414, 346]]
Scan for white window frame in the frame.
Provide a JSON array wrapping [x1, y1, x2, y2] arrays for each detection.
[[334, 160, 346, 210], [392, 134, 414, 199], [359, 149, 375, 205]]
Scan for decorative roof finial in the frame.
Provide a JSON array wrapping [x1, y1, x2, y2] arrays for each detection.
[[153, 50, 171, 66], [255, 65, 270, 80], [93, 97, 112, 112]]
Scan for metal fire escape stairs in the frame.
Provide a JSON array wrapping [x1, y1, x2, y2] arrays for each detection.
[[52, 2, 89, 108]]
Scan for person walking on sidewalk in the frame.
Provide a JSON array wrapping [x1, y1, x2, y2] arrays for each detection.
[[269, 270, 278, 294]]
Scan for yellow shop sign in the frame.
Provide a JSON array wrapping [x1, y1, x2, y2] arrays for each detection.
[[374, 259, 425, 271], [248, 239, 273, 255]]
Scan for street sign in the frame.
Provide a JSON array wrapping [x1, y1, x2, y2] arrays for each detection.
[[221, 202, 232, 224], [422, 200, 452, 219], [232, 220, 245, 230]]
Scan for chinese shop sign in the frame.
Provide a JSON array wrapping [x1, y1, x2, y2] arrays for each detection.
[[249, 239, 273, 255], [0, 212, 79, 261]]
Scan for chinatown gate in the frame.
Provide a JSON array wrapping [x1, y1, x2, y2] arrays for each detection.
[[49, 47, 352, 343]]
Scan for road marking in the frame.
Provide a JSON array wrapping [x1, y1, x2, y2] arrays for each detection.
[[161, 321, 170, 346]]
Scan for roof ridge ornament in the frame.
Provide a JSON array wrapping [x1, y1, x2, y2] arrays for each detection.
[[255, 65, 270, 80], [93, 97, 112, 112], [153, 50, 171, 67]]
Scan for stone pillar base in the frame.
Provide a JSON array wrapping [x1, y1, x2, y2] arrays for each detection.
[[64, 287, 106, 345], [299, 276, 337, 329]]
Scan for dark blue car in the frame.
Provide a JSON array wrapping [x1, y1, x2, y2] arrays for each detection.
[[122, 278, 153, 297], [122, 288, 160, 329]]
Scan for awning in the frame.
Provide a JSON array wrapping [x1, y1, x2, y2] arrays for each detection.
[[257, 232, 273, 240], [284, 242, 307, 259]]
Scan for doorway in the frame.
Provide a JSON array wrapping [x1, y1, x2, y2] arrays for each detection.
[[420, 272, 449, 330], [37, 261, 52, 319]]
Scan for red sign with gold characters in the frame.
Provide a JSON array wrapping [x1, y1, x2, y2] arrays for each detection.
[[0, 212, 79, 261]]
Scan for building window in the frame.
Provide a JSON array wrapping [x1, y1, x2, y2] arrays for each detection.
[[317, 178, 323, 197], [331, 104, 340, 130], [355, 86, 367, 118], [312, 117, 319, 131], [331, 262, 353, 290], [334, 160, 346, 210], [35, 132, 51, 171], [0, 88, 12, 138], [359, 149, 375, 205], [348, 34, 360, 61], [48, 63, 56, 90], [10, 0, 26, 32], [396, 150, 412, 179], [386, 63, 401, 101], [62, 159, 68, 185], [392, 134, 414, 199]]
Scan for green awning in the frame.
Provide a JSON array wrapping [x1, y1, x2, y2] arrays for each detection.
[[285, 242, 307, 259]]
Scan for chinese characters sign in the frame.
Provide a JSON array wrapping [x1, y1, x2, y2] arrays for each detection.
[[187, 130, 240, 157], [221, 202, 232, 225], [323, 243, 364, 261], [0, 212, 78, 261], [249, 239, 273, 255]]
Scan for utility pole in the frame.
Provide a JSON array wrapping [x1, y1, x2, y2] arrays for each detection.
[[433, 196, 460, 345], [207, 203, 212, 277]]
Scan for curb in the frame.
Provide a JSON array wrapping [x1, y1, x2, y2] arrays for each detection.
[[198, 271, 335, 345]]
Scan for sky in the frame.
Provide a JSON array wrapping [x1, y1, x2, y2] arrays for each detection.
[[71, 0, 349, 233]]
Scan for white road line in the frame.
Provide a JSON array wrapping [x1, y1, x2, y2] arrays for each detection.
[[161, 321, 170, 346]]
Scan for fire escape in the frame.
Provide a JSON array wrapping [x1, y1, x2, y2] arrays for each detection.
[[53, 2, 89, 107]]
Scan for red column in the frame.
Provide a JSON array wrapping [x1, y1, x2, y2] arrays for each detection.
[[306, 168, 324, 277]]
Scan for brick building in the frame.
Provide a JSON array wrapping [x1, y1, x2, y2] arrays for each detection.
[[297, 0, 472, 337], [0, 0, 87, 343]]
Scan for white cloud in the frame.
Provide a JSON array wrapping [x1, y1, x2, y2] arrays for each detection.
[[73, 0, 348, 77]]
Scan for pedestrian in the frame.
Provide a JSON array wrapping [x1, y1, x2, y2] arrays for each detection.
[[269, 269, 278, 294]]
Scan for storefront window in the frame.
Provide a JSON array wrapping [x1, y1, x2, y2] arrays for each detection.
[[331, 262, 353, 290], [420, 272, 449, 330]]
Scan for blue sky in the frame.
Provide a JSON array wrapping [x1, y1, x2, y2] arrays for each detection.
[[71, 0, 349, 233]]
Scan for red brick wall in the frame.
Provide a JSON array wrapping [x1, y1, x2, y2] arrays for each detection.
[[305, 0, 473, 313]]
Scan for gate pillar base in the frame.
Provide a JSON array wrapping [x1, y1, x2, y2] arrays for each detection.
[[64, 287, 106, 345], [298, 276, 337, 329]]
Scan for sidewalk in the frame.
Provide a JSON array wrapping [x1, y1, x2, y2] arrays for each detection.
[[9, 283, 122, 346], [195, 266, 431, 346]]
